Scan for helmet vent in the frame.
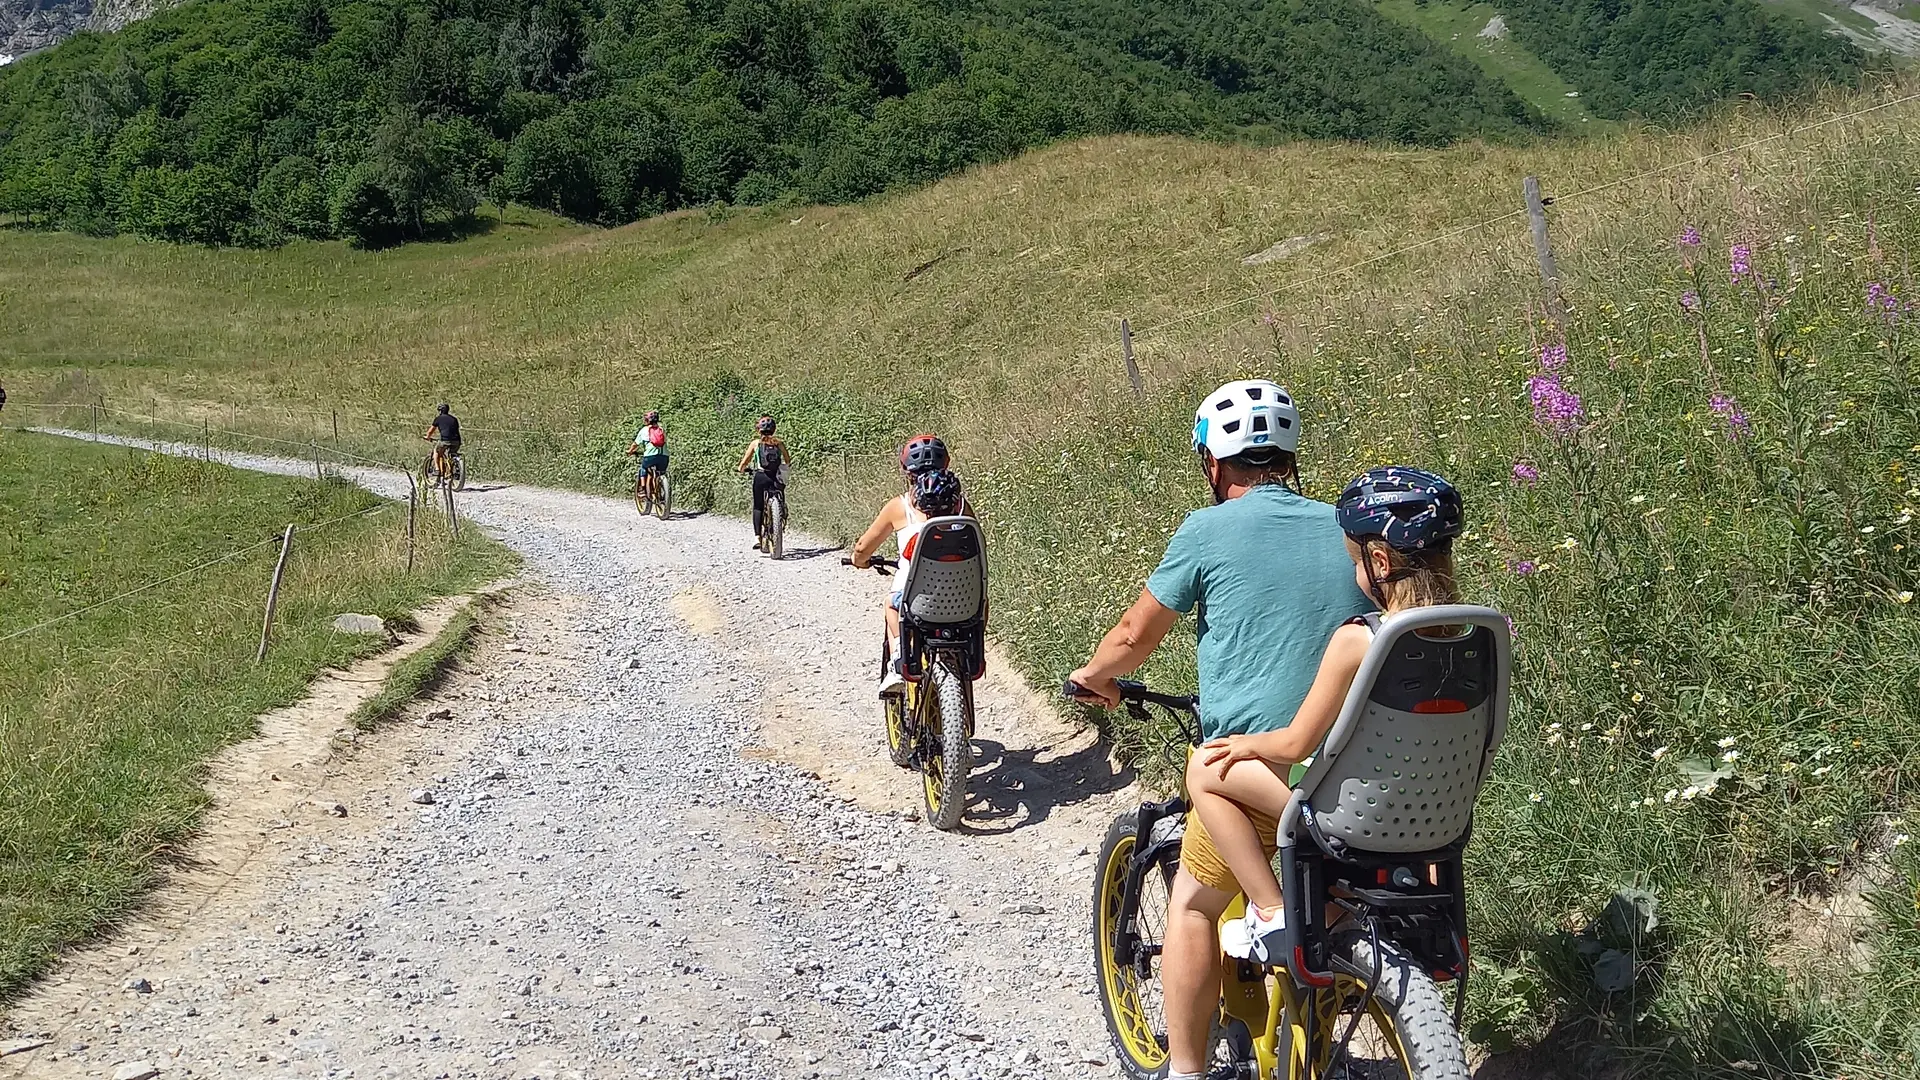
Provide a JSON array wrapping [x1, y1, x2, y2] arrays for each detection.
[[1214, 398, 1235, 412], [1251, 415, 1269, 433], [1276, 416, 1293, 429], [1246, 386, 1264, 400], [1221, 420, 1242, 434]]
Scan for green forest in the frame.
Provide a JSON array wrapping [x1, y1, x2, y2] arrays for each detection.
[[0, 0, 1866, 248]]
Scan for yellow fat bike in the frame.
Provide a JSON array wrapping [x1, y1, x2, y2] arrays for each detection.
[[1080, 607, 1510, 1080], [843, 515, 990, 831]]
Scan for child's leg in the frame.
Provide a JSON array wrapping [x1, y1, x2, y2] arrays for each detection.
[[884, 601, 902, 659], [1185, 754, 1292, 912]]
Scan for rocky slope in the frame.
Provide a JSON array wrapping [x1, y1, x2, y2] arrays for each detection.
[[1, 0, 167, 64]]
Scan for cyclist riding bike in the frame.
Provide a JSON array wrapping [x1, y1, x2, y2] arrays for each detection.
[[1067, 379, 1370, 1080], [1189, 465, 1466, 965], [423, 402, 461, 477], [851, 435, 973, 696], [737, 416, 791, 549], [627, 409, 669, 481]]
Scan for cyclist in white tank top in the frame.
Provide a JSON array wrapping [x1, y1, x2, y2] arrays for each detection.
[[849, 435, 969, 696]]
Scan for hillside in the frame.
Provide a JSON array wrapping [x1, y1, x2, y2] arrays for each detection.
[[6, 82, 1920, 1074], [0, 0, 1869, 249]]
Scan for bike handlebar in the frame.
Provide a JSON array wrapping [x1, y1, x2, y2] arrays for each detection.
[[1061, 678, 1198, 713], [842, 556, 898, 573]]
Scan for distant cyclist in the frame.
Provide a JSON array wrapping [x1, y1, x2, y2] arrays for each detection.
[[626, 409, 668, 486], [1067, 380, 1369, 1080], [851, 435, 973, 695], [737, 416, 791, 548], [423, 403, 461, 473]]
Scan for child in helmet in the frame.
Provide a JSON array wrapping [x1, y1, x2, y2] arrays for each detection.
[[850, 435, 973, 695], [1184, 466, 1465, 964], [737, 416, 791, 547]]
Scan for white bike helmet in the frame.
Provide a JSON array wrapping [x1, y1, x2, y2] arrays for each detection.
[[1192, 379, 1300, 460]]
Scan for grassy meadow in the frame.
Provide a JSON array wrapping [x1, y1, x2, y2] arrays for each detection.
[[0, 432, 511, 998], [4, 81, 1920, 1074]]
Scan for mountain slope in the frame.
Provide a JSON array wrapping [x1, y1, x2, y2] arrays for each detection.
[[7, 81, 1920, 1074], [0, 0, 1871, 250]]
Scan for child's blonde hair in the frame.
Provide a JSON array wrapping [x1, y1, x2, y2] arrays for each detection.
[[1348, 538, 1460, 612]]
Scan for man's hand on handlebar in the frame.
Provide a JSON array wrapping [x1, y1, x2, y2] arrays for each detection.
[[1062, 668, 1121, 708]]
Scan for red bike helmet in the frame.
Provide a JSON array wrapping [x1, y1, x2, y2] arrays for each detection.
[[900, 434, 949, 475]]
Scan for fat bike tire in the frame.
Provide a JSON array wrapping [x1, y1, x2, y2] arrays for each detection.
[[1329, 935, 1470, 1080], [1094, 810, 1180, 1079], [920, 657, 971, 830], [881, 641, 912, 768], [657, 474, 672, 519], [768, 494, 785, 559]]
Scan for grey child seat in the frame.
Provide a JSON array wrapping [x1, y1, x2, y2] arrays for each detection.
[[1277, 605, 1511, 858], [895, 515, 988, 627]]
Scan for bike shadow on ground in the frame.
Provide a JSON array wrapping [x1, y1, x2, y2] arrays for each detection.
[[960, 736, 1134, 836], [776, 544, 844, 561], [458, 483, 511, 493]]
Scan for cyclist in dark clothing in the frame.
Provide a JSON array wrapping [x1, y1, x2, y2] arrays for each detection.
[[425, 403, 461, 448], [736, 415, 790, 546]]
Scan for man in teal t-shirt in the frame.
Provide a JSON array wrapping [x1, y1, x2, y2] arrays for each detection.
[[1068, 379, 1369, 1080]]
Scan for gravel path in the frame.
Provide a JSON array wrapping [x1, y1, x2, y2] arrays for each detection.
[[5, 433, 1139, 1080]]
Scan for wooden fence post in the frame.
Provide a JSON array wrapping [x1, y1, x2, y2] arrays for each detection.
[[311, 439, 323, 481], [444, 483, 459, 538], [406, 475, 418, 573], [331, 409, 339, 443], [1523, 176, 1565, 329], [1120, 318, 1142, 398], [202, 419, 210, 461], [256, 524, 295, 662]]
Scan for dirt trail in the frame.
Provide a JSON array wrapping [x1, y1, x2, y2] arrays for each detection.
[[4, 433, 1137, 1080]]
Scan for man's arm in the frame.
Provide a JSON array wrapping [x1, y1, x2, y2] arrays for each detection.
[[1067, 589, 1181, 706]]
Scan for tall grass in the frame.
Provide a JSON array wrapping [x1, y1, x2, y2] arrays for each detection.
[[0, 433, 512, 998], [3, 82, 1919, 1072]]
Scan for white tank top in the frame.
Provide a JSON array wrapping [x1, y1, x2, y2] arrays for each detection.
[[893, 496, 929, 575]]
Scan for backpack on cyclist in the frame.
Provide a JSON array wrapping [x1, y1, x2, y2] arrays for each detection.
[[894, 515, 988, 681], [756, 440, 783, 477], [1271, 604, 1511, 989]]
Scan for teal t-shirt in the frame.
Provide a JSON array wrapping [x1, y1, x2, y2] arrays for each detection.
[[1145, 485, 1373, 739]]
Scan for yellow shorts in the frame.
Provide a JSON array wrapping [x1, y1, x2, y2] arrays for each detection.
[[1179, 805, 1278, 896]]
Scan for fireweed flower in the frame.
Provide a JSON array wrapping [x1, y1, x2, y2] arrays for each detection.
[[1509, 559, 1539, 576], [1528, 374, 1585, 435], [1730, 243, 1752, 283], [1538, 343, 1569, 371], [1512, 461, 1540, 483], [1710, 394, 1751, 438], [1679, 225, 1703, 248], [1867, 283, 1902, 324], [1679, 290, 1702, 313]]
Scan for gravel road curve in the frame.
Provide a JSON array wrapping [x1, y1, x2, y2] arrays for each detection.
[[4, 433, 1140, 1080]]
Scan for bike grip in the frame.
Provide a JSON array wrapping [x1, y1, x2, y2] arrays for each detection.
[[1062, 678, 1092, 700]]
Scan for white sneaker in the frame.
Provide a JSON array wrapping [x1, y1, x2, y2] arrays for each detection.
[[1221, 904, 1286, 963], [878, 669, 906, 698]]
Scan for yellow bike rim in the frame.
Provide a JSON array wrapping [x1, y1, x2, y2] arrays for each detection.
[[1307, 978, 1413, 1077], [1097, 832, 1168, 1069], [920, 686, 946, 816]]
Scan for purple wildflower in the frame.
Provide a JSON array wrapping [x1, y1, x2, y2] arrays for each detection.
[[1509, 559, 1539, 577], [1679, 289, 1701, 314], [1709, 393, 1751, 439], [1730, 243, 1752, 284], [1679, 225, 1702, 248], [1512, 460, 1540, 484], [1505, 614, 1518, 641], [1538, 343, 1569, 371], [1528, 373, 1585, 436], [1867, 283, 1902, 324]]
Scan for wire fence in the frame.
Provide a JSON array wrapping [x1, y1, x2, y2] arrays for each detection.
[[2, 422, 473, 650]]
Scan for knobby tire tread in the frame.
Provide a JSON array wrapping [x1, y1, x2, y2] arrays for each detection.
[[1340, 936, 1469, 1080]]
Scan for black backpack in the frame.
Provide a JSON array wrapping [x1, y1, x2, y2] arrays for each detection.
[[757, 440, 783, 475]]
